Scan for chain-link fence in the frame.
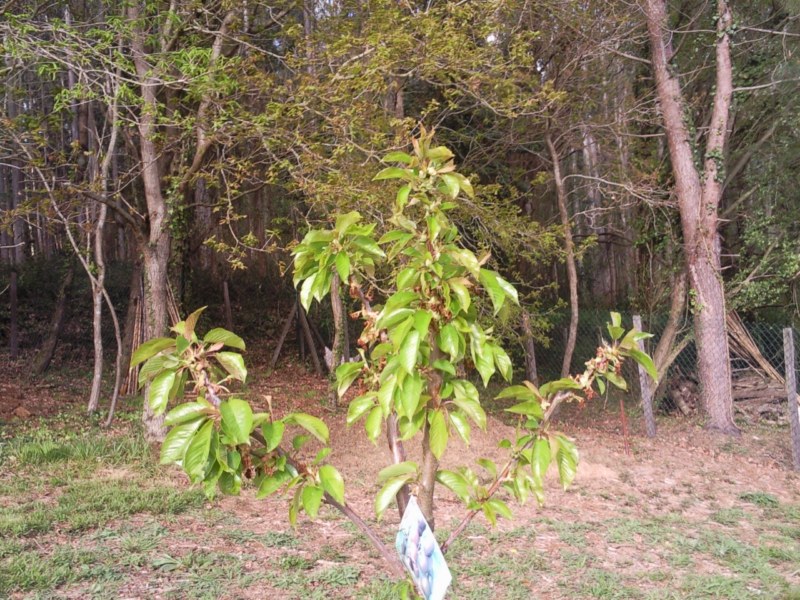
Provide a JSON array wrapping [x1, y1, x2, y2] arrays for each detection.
[[533, 310, 797, 407]]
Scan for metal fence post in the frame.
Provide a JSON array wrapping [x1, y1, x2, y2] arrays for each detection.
[[633, 314, 657, 437], [783, 328, 800, 471]]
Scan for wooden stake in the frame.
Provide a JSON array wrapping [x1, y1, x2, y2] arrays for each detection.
[[783, 328, 800, 471], [634, 314, 657, 437]]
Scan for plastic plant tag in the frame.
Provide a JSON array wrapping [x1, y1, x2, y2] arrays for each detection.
[[396, 496, 452, 599]]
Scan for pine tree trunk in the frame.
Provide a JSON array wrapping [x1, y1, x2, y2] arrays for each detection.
[[9, 268, 19, 359]]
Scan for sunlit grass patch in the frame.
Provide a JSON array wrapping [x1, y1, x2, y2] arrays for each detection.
[[0, 478, 205, 537]]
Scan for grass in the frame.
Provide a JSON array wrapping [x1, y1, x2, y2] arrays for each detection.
[[2, 401, 800, 598]]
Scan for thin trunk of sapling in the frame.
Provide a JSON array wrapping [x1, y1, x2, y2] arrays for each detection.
[[546, 132, 579, 378]]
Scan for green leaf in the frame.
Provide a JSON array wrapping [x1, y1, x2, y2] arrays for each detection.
[[138, 355, 169, 386], [383, 151, 413, 164], [149, 369, 177, 415], [257, 470, 291, 499], [482, 501, 497, 526], [182, 307, 206, 341], [539, 378, 582, 396], [452, 380, 486, 430], [437, 324, 460, 359], [176, 336, 190, 354], [336, 361, 364, 397], [374, 167, 409, 180], [131, 337, 175, 368], [396, 185, 411, 209], [531, 437, 551, 487], [412, 310, 432, 337], [453, 172, 474, 198], [427, 146, 454, 161], [352, 236, 385, 259], [384, 290, 418, 311], [302, 485, 325, 519], [377, 308, 414, 331], [429, 409, 448, 459], [448, 278, 471, 312], [478, 269, 505, 314], [183, 420, 214, 479], [477, 458, 496, 478], [389, 316, 415, 350], [365, 406, 383, 442], [449, 249, 480, 278], [377, 376, 397, 415], [334, 252, 351, 282], [218, 471, 242, 496], [379, 230, 414, 244], [628, 348, 658, 383], [473, 341, 495, 387], [220, 398, 253, 445], [610, 311, 622, 328], [335, 211, 361, 235], [554, 435, 579, 490], [262, 420, 284, 452], [399, 329, 421, 374], [433, 359, 456, 376], [398, 410, 426, 440], [215, 352, 247, 382], [436, 470, 471, 502], [496, 384, 538, 401], [505, 400, 544, 419], [318, 464, 345, 504], [487, 498, 513, 520], [448, 410, 471, 445], [398, 373, 423, 418], [607, 324, 625, 341], [165, 402, 210, 427], [605, 371, 628, 390], [346, 394, 375, 425], [285, 413, 329, 444], [301, 229, 334, 245], [377, 461, 418, 483], [396, 267, 418, 290], [494, 273, 519, 306], [300, 272, 317, 311], [160, 418, 205, 464], [440, 173, 460, 198], [375, 475, 412, 519]]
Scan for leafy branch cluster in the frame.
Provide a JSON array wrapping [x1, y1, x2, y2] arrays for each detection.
[[137, 132, 656, 585]]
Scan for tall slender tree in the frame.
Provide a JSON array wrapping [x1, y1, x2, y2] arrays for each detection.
[[644, 0, 738, 434]]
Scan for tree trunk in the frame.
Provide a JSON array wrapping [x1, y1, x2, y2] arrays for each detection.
[[129, 1, 171, 441], [120, 259, 143, 396], [223, 280, 234, 331], [269, 302, 297, 372], [87, 203, 108, 413], [419, 344, 444, 530], [546, 133, 579, 378], [9, 268, 19, 359], [521, 310, 538, 385], [298, 302, 323, 377], [328, 272, 348, 407], [34, 263, 74, 375], [653, 270, 688, 378], [645, 0, 738, 435], [142, 240, 170, 441]]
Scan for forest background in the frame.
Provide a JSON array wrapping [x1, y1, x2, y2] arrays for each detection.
[[1, 0, 799, 435]]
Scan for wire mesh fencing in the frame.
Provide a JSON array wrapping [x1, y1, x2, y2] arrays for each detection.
[[532, 310, 796, 410]]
